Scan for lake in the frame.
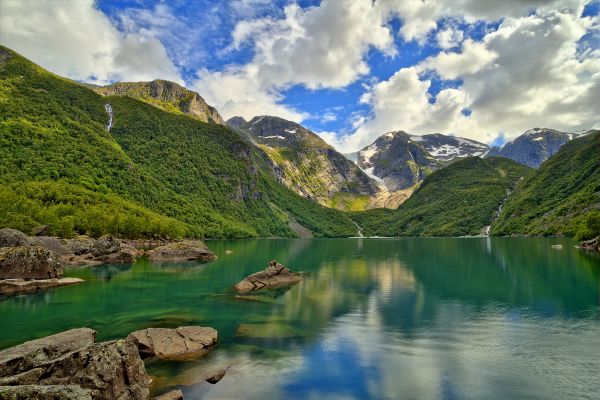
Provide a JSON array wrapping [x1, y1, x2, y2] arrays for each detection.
[[1, 238, 599, 399]]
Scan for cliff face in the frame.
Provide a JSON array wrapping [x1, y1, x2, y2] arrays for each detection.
[[96, 80, 224, 125], [228, 116, 383, 211]]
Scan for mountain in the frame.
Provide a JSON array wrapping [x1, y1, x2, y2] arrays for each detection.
[[227, 116, 384, 211], [350, 131, 489, 191], [485, 128, 575, 168], [491, 130, 600, 237], [352, 157, 532, 237], [95, 80, 224, 125], [0, 45, 356, 238]]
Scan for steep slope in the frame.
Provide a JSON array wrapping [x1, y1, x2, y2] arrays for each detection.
[[228, 116, 381, 211], [95, 79, 224, 124], [352, 131, 489, 191], [491, 131, 600, 237], [486, 128, 573, 168], [0, 45, 355, 238], [353, 157, 532, 237]]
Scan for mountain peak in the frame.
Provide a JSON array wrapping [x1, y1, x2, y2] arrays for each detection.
[[95, 80, 224, 125]]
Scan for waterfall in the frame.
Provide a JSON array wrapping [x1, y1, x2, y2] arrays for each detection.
[[104, 104, 113, 131]]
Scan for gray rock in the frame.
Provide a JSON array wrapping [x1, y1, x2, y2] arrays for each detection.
[[0, 340, 149, 400], [0, 246, 63, 279], [152, 390, 183, 400], [234, 260, 302, 293], [29, 237, 69, 256], [127, 327, 217, 361], [0, 229, 29, 248], [90, 236, 121, 257], [0, 277, 83, 296], [0, 328, 96, 378], [31, 225, 50, 236], [147, 241, 216, 262], [0, 385, 92, 400]]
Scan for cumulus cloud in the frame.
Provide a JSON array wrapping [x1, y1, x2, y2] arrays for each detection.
[[193, 0, 396, 120], [0, 0, 182, 84], [436, 27, 465, 49], [336, 5, 600, 152]]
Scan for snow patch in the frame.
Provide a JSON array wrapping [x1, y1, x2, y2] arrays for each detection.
[[358, 143, 379, 166], [263, 135, 286, 140], [533, 136, 545, 141], [409, 135, 424, 142], [284, 128, 297, 134], [253, 116, 264, 124], [363, 167, 386, 186], [429, 144, 461, 157]]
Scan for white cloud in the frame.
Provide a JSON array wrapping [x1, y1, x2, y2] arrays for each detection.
[[436, 26, 465, 49], [193, 0, 396, 120], [338, 6, 600, 152], [0, 0, 182, 85]]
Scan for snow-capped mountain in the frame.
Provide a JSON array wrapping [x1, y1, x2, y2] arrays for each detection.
[[485, 128, 581, 168], [347, 131, 490, 191]]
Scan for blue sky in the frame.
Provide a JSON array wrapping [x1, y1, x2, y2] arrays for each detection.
[[1, 0, 598, 151]]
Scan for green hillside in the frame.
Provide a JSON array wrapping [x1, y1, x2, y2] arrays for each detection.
[[0, 45, 355, 238], [353, 157, 532, 237], [491, 131, 600, 238]]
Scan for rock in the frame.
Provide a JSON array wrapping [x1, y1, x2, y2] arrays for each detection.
[[127, 326, 217, 361], [95, 245, 142, 264], [90, 236, 121, 257], [31, 225, 50, 236], [0, 338, 149, 400], [0, 228, 29, 248], [147, 241, 216, 262], [224, 250, 233, 255], [0, 246, 63, 279], [152, 390, 183, 400], [0, 277, 84, 296], [29, 236, 69, 256], [578, 236, 600, 252], [206, 367, 229, 384], [0, 385, 92, 400], [234, 260, 302, 293], [551, 244, 563, 249], [63, 237, 95, 256], [0, 328, 96, 378]]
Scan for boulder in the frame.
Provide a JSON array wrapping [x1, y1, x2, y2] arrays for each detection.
[[0, 328, 96, 378], [206, 367, 229, 384], [0, 385, 92, 400], [95, 245, 143, 264], [234, 260, 302, 293], [29, 236, 69, 256], [152, 390, 183, 400], [0, 228, 29, 248], [90, 236, 121, 257], [0, 246, 63, 279], [0, 277, 83, 296], [31, 225, 50, 236], [127, 327, 217, 361], [0, 338, 149, 400], [578, 236, 600, 252], [147, 241, 216, 262]]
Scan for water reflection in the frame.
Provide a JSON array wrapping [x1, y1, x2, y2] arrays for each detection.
[[1, 238, 599, 399]]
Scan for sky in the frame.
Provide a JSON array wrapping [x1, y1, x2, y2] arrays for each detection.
[[1, 0, 599, 152]]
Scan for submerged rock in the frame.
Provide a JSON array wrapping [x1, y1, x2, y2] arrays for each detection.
[[578, 236, 600, 252], [234, 260, 302, 293], [147, 241, 216, 262], [205, 367, 229, 384], [0, 246, 63, 279], [152, 390, 183, 400], [0, 277, 83, 296], [0, 228, 29, 248], [0, 328, 149, 400], [127, 326, 218, 361], [0, 385, 92, 400]]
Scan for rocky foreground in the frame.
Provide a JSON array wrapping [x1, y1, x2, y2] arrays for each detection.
[[0, 326, 217, 400], [0, 228, 216, 296], [578, 236, 600, 252]]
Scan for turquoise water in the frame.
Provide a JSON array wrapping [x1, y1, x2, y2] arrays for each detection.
[[1, 238, 599, 399]]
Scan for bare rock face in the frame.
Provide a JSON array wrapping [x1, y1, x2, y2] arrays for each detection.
[[152, 390, 183, 400], [127, 327, 217, 361], [0, 328, 149, 400], [0, 246, 63, 279], [0, 277, 83, 296], [234, 260, 302, 293], [0, 385, 92, 400], [147, 241, 216, 262], [0, 228, 29, 248]]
